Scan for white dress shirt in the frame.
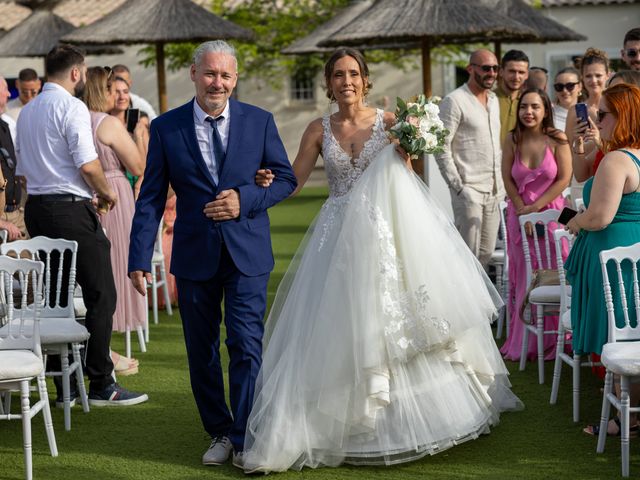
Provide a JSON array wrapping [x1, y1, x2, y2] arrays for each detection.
[[4, 97, 24, 122], [15, 82, 98, 198], [1, 113, 16, 143], [193, 98, 230, 185]]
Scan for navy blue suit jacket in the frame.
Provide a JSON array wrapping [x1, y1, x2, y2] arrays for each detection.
[[128, 98, 297, 280]]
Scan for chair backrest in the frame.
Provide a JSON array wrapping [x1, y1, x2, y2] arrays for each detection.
[[574, 197, 585, 212], [0, 229, 7, 244], [599, 242, 640, 343], [154, 217, 165, 257], [553, 228, 575, 314], [518, 209, 562, 286], [0, 257, 44, 354], [498, 200, 508, 264], [0, 236, 78, 320]]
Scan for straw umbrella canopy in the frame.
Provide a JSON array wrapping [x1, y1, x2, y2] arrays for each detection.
[[62, 0, 253, 113], [283, 0, 417, 54], [482, 0, 586, 59], [320, 0, 540, 97], [0, 10, 122, 58]]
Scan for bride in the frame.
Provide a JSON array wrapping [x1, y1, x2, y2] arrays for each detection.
[[242, 47, 522, 473]]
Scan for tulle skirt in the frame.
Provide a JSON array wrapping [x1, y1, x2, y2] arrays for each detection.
[[244, 145, 523, 472]]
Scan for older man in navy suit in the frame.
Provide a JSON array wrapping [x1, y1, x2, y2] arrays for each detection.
[[128, 40, 296, 468]]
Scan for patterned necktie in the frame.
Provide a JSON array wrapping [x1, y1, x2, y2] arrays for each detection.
[[205, 116, 225, 178]]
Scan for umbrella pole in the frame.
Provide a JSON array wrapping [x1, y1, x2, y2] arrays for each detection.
[[156, 42, 167, 113], [415, 38, 432, 182], [494, 41, 502, 62]]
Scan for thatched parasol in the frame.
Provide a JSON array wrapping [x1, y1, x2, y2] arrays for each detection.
[[283, 0, 417, 54], [320, 0, 540, 97], [0, 10, 122, 58], [61, 0, 254, 113], [482, 0, 586, 59]]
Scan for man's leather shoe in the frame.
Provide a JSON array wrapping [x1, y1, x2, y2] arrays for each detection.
[[202, 436, 232, 465]]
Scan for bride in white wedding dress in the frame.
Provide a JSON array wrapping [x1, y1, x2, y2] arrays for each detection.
[[242, 48, 522, 473]]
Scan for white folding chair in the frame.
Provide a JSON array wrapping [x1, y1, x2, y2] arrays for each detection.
[[518, 209, 563, 384], [596, 243, 640, 477], [574, 197, 585, 212], [0, 257, 58, 480], [494, 200, 509, 339], [548, 229, 600, 421], [147, 217, 173, 337], [1, 236, 90, 431]]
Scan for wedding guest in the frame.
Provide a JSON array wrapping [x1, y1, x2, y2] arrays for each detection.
[[496, 50, 530, 144], [499, 88, 571, 362], [83, 66, 146, 374], [526, 66, 548, 91], [621, 28, 640, 71], [565, 83, 640, 436], [552, 67, 581, 132], [111, 64, 157, 119], [5, 68, 41, 122]]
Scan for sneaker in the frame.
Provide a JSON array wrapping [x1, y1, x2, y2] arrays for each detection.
[[55, 389, 78, 409], [202, 436, 232, 466], [88, 383, 148, 407]]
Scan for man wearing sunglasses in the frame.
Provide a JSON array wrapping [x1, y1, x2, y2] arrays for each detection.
[[496, 50, 529, 144], [621, 28, 640, 71], [435, 49, 503, 269], [5, 68, 41, 122]]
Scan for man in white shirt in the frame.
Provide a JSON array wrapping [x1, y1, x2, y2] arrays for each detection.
[[435, 49, 503, 268], [112, 64, 158, 119], [5, 68, 41, 122], [16, 44, 148, 406]]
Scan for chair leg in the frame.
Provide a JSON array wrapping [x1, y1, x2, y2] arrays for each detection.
[[572, 354, 581, 423], [505, 282, 511, 339], [144, 307, 150, 343], [125, 329, 131, 359], [620, 376, 630, 477], [60, 347, 71, 431], [597, 371, 613, 453], [72, 343, 89, 414], [136, 325, 146, 353], [536, 308, 545, 384], [495, 306, 504, 339], [151, 269, 159, 325], [550, 324, 565, 404], [37, 372, 58, 457], [20, 380, 33, 480], [519, 321, 530, 371]]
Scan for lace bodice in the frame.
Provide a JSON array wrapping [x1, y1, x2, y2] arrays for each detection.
[[321, 108, 389, 198]]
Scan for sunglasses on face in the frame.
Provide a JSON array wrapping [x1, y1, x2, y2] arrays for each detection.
[[597, 110, 610, 123], [625, 48, 639, 58], [472, 64, 499, 73], [553, 82, 579, 92]]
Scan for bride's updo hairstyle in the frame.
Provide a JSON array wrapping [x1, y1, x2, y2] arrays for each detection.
[[324, 47, 372, 101]]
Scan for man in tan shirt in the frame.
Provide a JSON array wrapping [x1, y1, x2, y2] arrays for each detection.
[[435, 49, 503, 268], [495, 50, 529, 144]]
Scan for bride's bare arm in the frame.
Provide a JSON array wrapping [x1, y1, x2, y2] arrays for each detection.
[[290, 119, 323, 197]]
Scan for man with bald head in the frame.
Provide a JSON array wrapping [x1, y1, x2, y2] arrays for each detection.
[[435, 49, 503, 268]]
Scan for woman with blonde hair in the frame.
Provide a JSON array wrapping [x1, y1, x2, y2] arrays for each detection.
[[84, 66, 145, 373]]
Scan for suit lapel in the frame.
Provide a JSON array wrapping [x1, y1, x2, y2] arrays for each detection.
[[180, 99, 217, 188], [218, 98, 244, 186]]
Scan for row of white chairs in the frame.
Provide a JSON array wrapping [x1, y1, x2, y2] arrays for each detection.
[[505, 207, 640, 477]]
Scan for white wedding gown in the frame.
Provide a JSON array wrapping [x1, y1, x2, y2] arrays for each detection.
[[243, 109, 522, 472]]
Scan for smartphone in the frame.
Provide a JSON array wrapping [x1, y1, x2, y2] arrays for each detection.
[[575, 102, 589, 125], [125, 108, 140, 133], [558, 206, 578, 225]]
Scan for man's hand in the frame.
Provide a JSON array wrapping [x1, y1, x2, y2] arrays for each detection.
[[204, 189, 240, 221], [0, 220, 23, 241], [97, 187, 118, 213], [255, 169, 274, 187], [129, 270, 152, 296]]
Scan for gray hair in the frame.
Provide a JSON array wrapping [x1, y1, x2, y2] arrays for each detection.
[[192, 40, 237, 68]]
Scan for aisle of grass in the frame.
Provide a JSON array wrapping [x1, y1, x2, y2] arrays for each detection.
[[0, 186, 635, 479]]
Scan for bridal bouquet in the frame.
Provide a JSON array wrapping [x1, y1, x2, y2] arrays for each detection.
[[389, 94, 448, 159]]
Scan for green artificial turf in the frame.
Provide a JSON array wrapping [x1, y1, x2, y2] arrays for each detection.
[[0, 187, 635, 479]]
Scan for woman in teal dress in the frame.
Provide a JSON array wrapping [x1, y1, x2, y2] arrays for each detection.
[[564, 82, 640, 435]]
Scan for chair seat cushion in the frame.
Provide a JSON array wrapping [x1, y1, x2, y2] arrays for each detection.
[[562, 310, 572, 331], [0, 350, 43, 380], [152, 252, 164, 263], [0, 319, 89, 345], [601, 342, 640, 376], [490, 250, 504, 264], [530, 285, 561, 304], [74, 297, 87, 318]]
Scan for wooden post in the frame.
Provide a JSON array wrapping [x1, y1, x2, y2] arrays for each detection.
[[494, 41, 502, 63], [413, 37, 432, 181], [156, 42, 167, 113]]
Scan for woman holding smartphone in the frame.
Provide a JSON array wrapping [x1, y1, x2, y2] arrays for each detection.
[[565, 83, 640, 436], [552, 67, 581, 132], [566, 48, 610, 184], [500, 88, 572, 362]]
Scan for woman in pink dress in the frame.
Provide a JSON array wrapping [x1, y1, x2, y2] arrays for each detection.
[[83, 67, 146, 371], [500, 88, 572, 361]]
